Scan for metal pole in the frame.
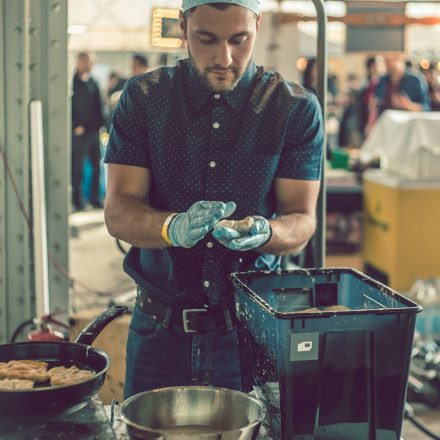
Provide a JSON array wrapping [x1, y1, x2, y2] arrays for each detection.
[[30, 100, 50, 318], [310, 0, 327, 268]]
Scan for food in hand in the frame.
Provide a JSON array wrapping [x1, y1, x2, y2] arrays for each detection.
[[0, 360, 48, 382], [215, 216, 254, 234], [0, 378, 35, 390], [48, 365, 94, 386]]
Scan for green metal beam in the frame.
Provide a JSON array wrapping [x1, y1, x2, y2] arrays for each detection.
[[0, 0, 68, 343]]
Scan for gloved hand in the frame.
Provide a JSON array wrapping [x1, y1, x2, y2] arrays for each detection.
[[168, 201, 236, 248], [212, 216, 272, 251]]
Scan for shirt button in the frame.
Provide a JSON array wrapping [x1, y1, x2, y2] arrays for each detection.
[[214, 94, 221, 100], [207, 241, 214, 248], [238, 258, 243, 263], [213, 122, 220, 129], [204, 280, 210, 288], [209, 161, 216, 168]]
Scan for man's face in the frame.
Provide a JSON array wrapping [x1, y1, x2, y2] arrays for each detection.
[[132, 60, 144, 76], [76, 54, 92, 75], [384, 54, 403, 74], [181, 5, 261, 93]]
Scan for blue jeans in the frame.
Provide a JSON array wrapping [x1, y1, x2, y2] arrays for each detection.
[[124, 303, 243, 399]]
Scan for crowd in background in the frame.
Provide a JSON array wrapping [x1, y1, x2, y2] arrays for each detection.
[[70, 52, 154, 211], [70, 51, 440, 211], [301, 53, 440, 150]]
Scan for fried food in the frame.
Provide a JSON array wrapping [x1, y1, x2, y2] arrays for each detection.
[[215, 216, 255, 234], [299, 307, 321, 313], [324, 305, 352, 312], [0, 360, 48, 383], [0, 378, 34, 390], [16, 360, 48, 370], [48, 365, 93, 386]]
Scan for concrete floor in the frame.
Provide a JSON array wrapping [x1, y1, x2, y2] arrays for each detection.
[[70, 209, 440, 439]]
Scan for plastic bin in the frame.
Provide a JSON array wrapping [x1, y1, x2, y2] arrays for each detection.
[[231, 268, 422, 440]]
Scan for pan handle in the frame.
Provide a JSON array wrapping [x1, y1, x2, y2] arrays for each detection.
[[74, 305, 128, 345]]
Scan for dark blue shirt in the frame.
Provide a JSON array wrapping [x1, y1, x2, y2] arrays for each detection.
[[105, 59, 323, 308], [375, 70, 431, 113]]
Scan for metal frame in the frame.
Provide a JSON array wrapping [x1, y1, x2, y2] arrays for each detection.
[[34, 0, 69, 317], [0, 0, 33, 344], [0, 0, 6, 343], [311, 0, 328, 268], [0, 0, 68, 343]]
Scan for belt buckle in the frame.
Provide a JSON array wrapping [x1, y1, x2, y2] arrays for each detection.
[[182, 309, 207, 333]]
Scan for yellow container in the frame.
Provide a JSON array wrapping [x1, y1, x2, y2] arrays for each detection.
[[363, 170, 440, 292]]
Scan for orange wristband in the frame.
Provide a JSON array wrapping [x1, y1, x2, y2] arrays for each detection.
[[161, 213, 177, 246]]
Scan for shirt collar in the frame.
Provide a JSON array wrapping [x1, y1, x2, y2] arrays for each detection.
[[185, 60, 257, 113]]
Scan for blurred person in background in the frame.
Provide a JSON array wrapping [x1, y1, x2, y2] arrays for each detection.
[[301, 57, 339, 150], [71, 52, 104, 211], [422, 65, 440, 111], [338, 73, 362, 148], [131, 54, 149, 76], [105, 71, 127, 130], [104, 0, 323, 398], [374, 53, 430, 115], [302, 57, 338, 102], [302, 57, 317, 95], [359, 55, 383, 138]]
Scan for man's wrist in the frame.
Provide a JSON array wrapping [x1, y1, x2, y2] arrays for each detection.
[[161, 213, 178, 247], [256, 221, 273, 249]]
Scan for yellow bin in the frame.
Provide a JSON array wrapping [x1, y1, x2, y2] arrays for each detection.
[[363, 170, 440, 292]]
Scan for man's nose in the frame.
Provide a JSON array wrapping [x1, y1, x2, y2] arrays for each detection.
[[214, 43, 233, 68]]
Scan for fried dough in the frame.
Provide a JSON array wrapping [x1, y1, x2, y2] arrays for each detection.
[[324, 305, 352, 312], [0, 360, 48, 382], [299, 307, 321, 313], [0, 378, 34, 390], [215, 216, 255, 234], [48, 365, 93, 386], [16, 360, 48, 370]]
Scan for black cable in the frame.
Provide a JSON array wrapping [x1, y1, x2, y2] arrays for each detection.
[[110, 399, 120, 426], [116, 238, 128, 255], [9, 319, 35, 343], [405, 405, 440, 440]]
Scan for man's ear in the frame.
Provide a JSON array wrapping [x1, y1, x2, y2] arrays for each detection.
[[179, 11, 187, 40], [256, 13, 262, 32]]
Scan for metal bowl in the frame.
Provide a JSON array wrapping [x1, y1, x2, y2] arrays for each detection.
[[121, 386, 266, 439]]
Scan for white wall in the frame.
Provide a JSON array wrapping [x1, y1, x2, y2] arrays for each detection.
[[254, 13, 301, 83]]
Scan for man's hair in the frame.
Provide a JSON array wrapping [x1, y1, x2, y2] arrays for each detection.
[[366, 56, 377, 70], [133, 54, 148, 68], [77, 52, 90, 60]]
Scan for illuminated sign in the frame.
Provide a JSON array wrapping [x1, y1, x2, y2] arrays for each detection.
[[151, 8, 183, 49]]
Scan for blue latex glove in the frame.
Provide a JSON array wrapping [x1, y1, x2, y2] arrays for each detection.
[[168, 201, 236, 248], [212, 216, 271, 251]]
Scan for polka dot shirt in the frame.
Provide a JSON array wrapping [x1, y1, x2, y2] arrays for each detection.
[[104, 59, 323, 308]]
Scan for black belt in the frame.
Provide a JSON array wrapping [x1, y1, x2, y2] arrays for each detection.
[[136, 287, 237, 333]]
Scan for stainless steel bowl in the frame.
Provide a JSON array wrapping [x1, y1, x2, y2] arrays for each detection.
[[121, 386, 266, 439]]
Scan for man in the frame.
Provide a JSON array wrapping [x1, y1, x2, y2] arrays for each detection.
[[131, 54, 149, 76], [104, 0, 323, 399], [374, 53, 430, 115], [360, 55, 383, 137], [71, 52, 104, 210]]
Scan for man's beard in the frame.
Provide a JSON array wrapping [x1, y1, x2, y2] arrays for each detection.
[[189, 51, 247, 93]]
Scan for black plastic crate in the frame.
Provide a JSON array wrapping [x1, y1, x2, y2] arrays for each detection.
[[231, 268, 422, 440]]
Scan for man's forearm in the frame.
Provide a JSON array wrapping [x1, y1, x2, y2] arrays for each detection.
[[104, 194, 172, 248], [258, 213, 316, 255]]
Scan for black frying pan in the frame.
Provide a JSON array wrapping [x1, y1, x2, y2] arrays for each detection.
[[0, 305, 127, 417]]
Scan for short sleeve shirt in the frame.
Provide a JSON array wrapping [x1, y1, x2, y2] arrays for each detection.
[[375, 70, 431, 113], [105, 59, 323, 308]]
